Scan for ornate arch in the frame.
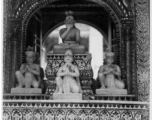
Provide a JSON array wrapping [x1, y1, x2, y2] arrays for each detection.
[[15, 0, 129, 18], [15, 0, 126, 63], [19, 0, 122, 40]]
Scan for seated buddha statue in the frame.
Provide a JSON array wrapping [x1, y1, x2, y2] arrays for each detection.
[[98, 52, 125, 89], [53, 11, 85, 54]]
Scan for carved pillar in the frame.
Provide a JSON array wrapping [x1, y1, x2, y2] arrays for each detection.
[[136, 0, 150, 101], [4, 32, 11, 93], [121, 20, 134, 94], [7, 19, 21, 92], [4, 0, 22, 93], [108, 15, 112, 51], [125, 26, 131, 93], [131, 28, 137, 98], [9, 33, 18, 91], [125, 23, 133, 94], [120, 22, 127, 86], [3, 0, 10, 93]]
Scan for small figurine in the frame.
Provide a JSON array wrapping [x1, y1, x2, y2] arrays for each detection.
[[98, 52, 125, 89], [15, 46, 40, 88], [53, 10, 85, 54], [54, 49, 82, 93]]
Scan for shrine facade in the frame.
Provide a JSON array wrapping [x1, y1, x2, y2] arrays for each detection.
[[3, 0, 150, 120]]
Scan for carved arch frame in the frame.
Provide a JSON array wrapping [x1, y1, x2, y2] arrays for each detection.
[[16, 0, 127, 64]]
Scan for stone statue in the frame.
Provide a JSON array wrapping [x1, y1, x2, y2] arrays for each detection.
[[98, 52, 125, 89], [54, 49, 82, 93], [53, 11, 85, 54], [15, 46, 40, 88]]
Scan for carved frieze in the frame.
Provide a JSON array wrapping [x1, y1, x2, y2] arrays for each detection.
[[3, 101, 148, 120], [136, 0, 150, 101]]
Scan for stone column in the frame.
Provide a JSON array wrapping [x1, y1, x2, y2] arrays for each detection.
[[120, 22, 127, 86], [3, 33, 11, 93], [125, 24, 133, 94], [4, 0, 22, 93], [9, 32, 18, 91], [121, 20, 134, 94], [108, 15, 111, 51], [8, 20, 21, 92], [136, 0, 150, 101]]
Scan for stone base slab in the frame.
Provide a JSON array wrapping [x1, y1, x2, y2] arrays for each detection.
[[53, 51, 85, 54], [53, 93, 82, 100], [96, 88, 127, 95], [11, 88, 42, 94]]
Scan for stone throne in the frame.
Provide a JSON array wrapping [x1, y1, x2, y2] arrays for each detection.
[[45, 53, 93, 99]]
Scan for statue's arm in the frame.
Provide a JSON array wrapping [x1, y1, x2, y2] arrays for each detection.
[[99, 66, 111, 75], [75, 29, 80, 44], [59, 28, 71, 40], [99, 66, 104, 73], [56, 67, 66, 77], [20, 64, 26, 74], [113, 65, 121, 76], [68, 66, 80, 77], [27, 64, 40, 76]]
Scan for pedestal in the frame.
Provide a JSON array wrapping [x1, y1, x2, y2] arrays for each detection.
[[53, 93, 82, 100], [96, 88, 127, 95], [11, 88, 42, 94]]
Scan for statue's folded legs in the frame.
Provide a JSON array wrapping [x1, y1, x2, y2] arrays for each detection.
[[98, 72, 125, 89], [16, 71, 39, 88]]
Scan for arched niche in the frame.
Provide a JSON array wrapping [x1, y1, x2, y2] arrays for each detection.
[[22, 0, 127, 90], [25, 1, 121, 63], [41, 23, 109, 79], [19, 0, 123, 64], [6, 0, 137, 95]]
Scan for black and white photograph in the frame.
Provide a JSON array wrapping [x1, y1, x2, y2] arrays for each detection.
[[2, 0, 150, 120]]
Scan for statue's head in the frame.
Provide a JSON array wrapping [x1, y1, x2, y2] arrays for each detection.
[[64, 11, 75, 25], [105, 52, 115, 64], [64, 49, 74, 63], [25, 46, 36, 64]]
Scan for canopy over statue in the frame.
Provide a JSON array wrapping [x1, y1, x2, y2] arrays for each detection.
[[53, 11, 86, 54]]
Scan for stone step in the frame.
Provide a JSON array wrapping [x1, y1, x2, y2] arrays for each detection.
[[53, 93, 82, 100], [11, 88, 42, 94], [96, 88, 127, 95]]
